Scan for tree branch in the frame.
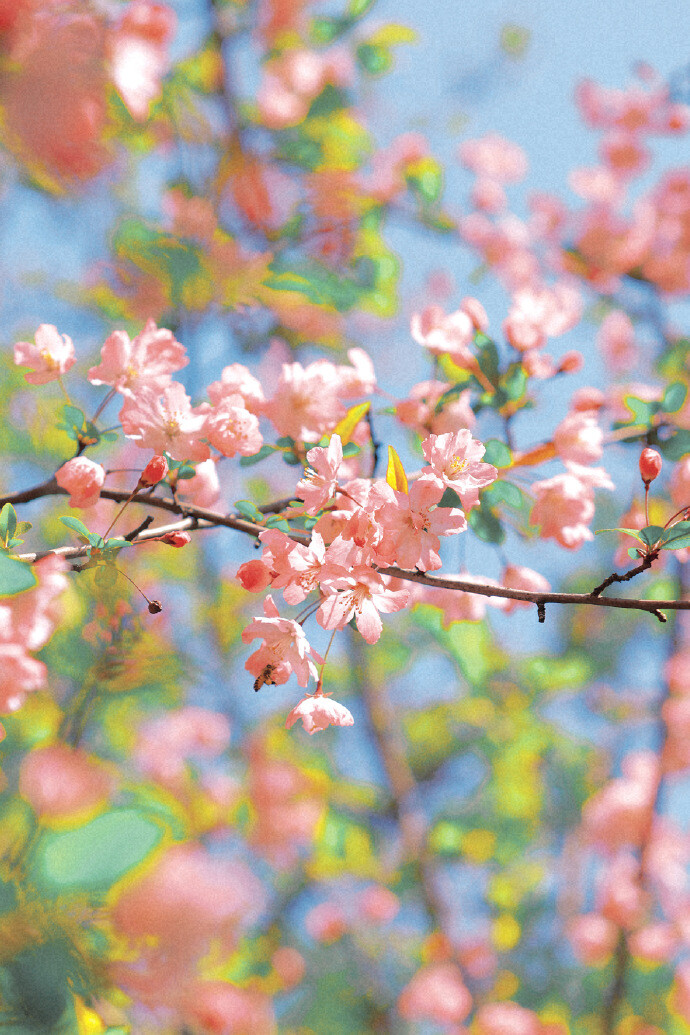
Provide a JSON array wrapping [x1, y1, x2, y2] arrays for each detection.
[[5, 481, 690, 619]]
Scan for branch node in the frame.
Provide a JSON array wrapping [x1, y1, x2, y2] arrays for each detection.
[[653, 609, 667, 623], [537, 601, 546, 623]]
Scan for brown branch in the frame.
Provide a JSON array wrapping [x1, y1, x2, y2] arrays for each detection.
[[590, 555, 656, 597], [5, 480, 690, 619]]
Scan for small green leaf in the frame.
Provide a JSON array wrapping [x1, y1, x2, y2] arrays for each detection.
[[239, 444, 276, 467], [33, 808, 164, 893], [475, 337, 500, 387], [659, 430, 690, 461], [342, 442, 360, 458], [103, 537, 129, 551], [660, 520, 690, 549], [662, 381, 687, 413], [264, 516, 290, 532], [628, 546, 643, 559], [483, 439, 512, 468], [0, 503, 17, 545], [484, 480, 523, 509], [15, 521, 32, 536], [356, 42, 391, 75], [0, 552, 37, 596], [468, 504, 505, 544], [501, 364, 527, 401], [59, 516, 92, 540], [235, 500, 262, 521], [176, 462, 196, 480], [638, 524, 667, 547], [438, 487, 462, 508], [617, 395, 660, 428]]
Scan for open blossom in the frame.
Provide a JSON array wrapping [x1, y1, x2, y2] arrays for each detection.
[[56, 456, 106, 508], [264, 361, 346, 441], [88, 319, 188, 397], [376, 475, 467, 571], [120, 381, 209, 461], [396, 380, 476, 437], [109, 1, 176, 121], [285, 692, 354, 735], [411, 304, 476, 367], [530, 471, 599, 549], [14, 324, 76, 385], [553, 409, 604, 466], [242, 595, 321, 689], [19, 744, 113, 818], [318, 568, 409, 644], [475, 1001, 542, 1035], [205, 394, 263, 458], [207, 362, 265, 413], [421, 430, 498, 509], [296, 435, 343, 514], [398, 962, 472, 1025]]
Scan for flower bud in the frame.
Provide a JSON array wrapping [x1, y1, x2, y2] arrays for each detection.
[[148, 599, 163, 614], [639, 448, 662, 485], [139, 455, 169, 488], [161, 531, 191, 548]]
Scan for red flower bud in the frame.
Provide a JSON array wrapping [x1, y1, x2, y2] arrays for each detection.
[[639, 448, 662, 484], [161, 530, 191, 548], [139, 455, 169, 488]]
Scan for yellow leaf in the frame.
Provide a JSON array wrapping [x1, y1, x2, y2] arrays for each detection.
[[386, 445, 408, 493], [368, 23, 418, 47], [333, 401, 370, 445]]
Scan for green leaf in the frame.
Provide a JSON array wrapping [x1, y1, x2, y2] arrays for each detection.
[[0, 552, 36, 596], [501, 363, 527, 401], [235, 500, 262, 521], [468, 504, 505, 544], [639, 524, 666, 547], [59, 516, 91, 540], [356, 42, 391, 75], [33, 808, 164, 893], [483, 439, 512, 468], [618, 394, 660, 428], [659, 430, 690, 461], [628, 546, 643, 559], [103, 538, 129, 551], [264, 516, 290, 532], [662, 381, 687, 413], [56, 404, 86, 441], [239, 445, 276, 467], [475, 337, 500, 387], [660, 521, 690, 549], [310, 15, 352, 44], [347, 0, 375, 16], [438, 487, 463, 508], [484, 480, 523, 509], [308, 84, 350, 119], [342, 442, 360, 458], [0, 503, 17, 546]]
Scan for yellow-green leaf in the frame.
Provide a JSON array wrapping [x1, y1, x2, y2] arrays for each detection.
[[333, 401, 370, 445], [386, 445, 408, 493]]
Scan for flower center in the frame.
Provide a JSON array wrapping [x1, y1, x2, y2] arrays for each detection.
[[449, 455, 469, 475], [40, 349, 58, 370]]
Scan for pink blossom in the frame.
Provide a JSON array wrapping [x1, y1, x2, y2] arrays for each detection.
[[475, 1001, 542, 1035], [304, 900, 348, 940], [358, 884, 400, 923], [553, 410, 604, 466], [318, 568, 409, 644], [182, 981, 276, 1035], [19, 744, 113, 818], [207, 362, 265, 413], [336, 347, 377, 397], [205, 394, 263, 458], [134, 706, 230, 792], [120, 381, 209, 461], [109, 1, 176, 121], [398, 962, 472, 1025], [568, 913, 618, 965], [285, 692, 354, 735], [14, 324, 76, 384], [269, 533, 340, 605], [236, 559, 272, 594], [139, 454, 169, 487], [582, 751, 659, 851], [597, 311, 638, 372], [296, 435, 343, 514], [263, 361, 346, 441], [0, 645, 45, 712], [411, 305, 476, 366], [376, 475, 467, 571], [597, 852, 648, 929], [271, 947, 306, 989], [421, 430, 498, 509], [396, 380, 476, 437], [88, 319, 188, 397], [530, 472, 597, 549], [175, 458, 220, 509], [242, 595, 321, 688], [55, 456, 106, 509], [459, 133, 528, 183], [628, 923, 678, 962]]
